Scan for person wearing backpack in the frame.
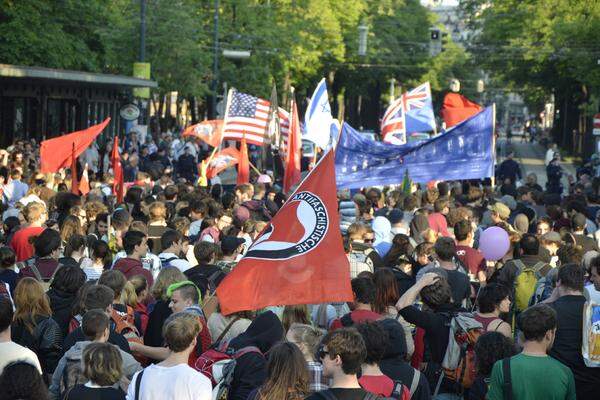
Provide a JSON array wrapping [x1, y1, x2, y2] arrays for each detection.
[[98, 270, 144, 336], [348, 222, 385, 271], [158, 229, 191, 272], [17, 228, 62, 288], [184, 241, 226, 299], [487, 304, 576, 400], [113, 230, 154, 287], [127, 312, 212, 400], [547, 263, 600, 400], [9, 201, 46, 261], [329, 278, 381, 330], [49, 310, 141, 400]]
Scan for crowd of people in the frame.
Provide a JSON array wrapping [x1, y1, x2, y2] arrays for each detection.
[[0, 130, 599, 400]]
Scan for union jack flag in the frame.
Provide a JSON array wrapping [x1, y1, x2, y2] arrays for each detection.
[[402, 82, 431, 112], [381, 97, 406, 145], [223, 89, 289, 146]]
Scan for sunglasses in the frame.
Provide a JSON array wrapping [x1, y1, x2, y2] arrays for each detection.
[[317, 346, 330, 360]]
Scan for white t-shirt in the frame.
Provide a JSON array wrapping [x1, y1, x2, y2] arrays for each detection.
[[0, 341, 42, 375], [158, 252, 191, 273], [127, 363, 212, 400]]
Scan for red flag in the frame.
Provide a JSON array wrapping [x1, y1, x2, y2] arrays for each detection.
[[182, 120, 223, 148], [111, 137, 124, 203], [40, 118, 110, 173], [237, 135, 250, 185], [70, 143, 78, 195], [205, 147, 241, 179], [79, 164, 91, 196], [217, 150, 352, 315], [440, 93, 482, 129], [283, 98, 302, 193]]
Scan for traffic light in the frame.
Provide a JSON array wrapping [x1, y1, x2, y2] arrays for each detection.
[[429, 28, 441, 56]]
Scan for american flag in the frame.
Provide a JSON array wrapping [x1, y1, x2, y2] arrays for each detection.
[[223, 89, 289, 146], [381, 97, 406, 145]]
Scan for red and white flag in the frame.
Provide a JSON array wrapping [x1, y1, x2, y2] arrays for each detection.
[[237, 136, 250, 185], [182, 120, 223, 148], [205, 147, 241, 179], [222, 89, 289, 146], [217, 150, 352, 315], [79, 163, 91, 196]]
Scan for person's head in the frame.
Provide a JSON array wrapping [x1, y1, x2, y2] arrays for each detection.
[[122, 230, 148, 258], [216, 211, 233, 231], [318, 328, 366, 378], [168, 282, 200, 313], [60, 215, 83, 242], [0, 296, 14, 333], [0, 361, 49, 400], [161, 229, 183, 254], [95, 213, 109, 237], [49, 264, 86, 295], [434, 236, 456, 262], [235, 183, 254, 203], [193, 241, 218, 264], [540, 231, 562, 255], [420, 276, 453, 310], [149, 201, 167, 223], [83, 284, 115, 315], [32, 228, 61, 258], [356, 322, 389, 366], [415, 242, 434, 266], [281, 305, 310, 333], [373, 268, 399, 314], [127, 275, 149, 305], [151, 267, 186, 300], [489, 202, 510, 223], [477, 283, 511, 314], [517, 304, 557, 349], [347, 222, 368, 242], [519, 233, 539, 256], [556, 263, 584, 294], [22, 201, 46, 224], [474, 332, 515, 377], [257, 342, 309, 400], [434, 198, 449, 215], [13, 278, 52, 332], [82, 309, 110, 342], [81, 342, 123, 386], [454, 219, 473, 244], [220, 236, 245, 258], [63, 233, 86, 259], [286, 323, 323, 361], [162, 312, 201, 353], [351, 277, 376, 307], [98, 269, 127, 300], [0, 246, 16, 270], [91, 239, 112, 268], [571, 212, 587, 233]]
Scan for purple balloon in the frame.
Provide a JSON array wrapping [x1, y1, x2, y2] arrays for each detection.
[[479, 226, 510, 261]]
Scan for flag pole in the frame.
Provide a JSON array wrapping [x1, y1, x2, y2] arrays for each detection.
[[221, 88, 234, 151], [491, 103, 497, 190]]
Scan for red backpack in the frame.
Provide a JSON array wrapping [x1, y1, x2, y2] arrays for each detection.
[[111, 306, 147, 365]]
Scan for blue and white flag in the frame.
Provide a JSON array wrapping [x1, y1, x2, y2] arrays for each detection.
[[304, 78, 334, 149], [336, 106, 494, 189]]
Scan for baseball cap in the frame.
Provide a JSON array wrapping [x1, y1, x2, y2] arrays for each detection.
[[221, 236, 245, 254], [488, 202, 510, 220], [572, 213, 587, 230], [388, 209, 404, 225], [500, 195, 517, 211], [541, 231, 561, 243]]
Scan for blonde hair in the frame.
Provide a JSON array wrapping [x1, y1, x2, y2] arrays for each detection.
[[162, 312, 200, 352], [282, 305, 310, 333], [83, 201, 108, 221], [151, 267, 186, 300], [23, 202, 46, 223], [14, 278, 53, 333], [122, 275, 148, 308], [288, 323, 324, 358], [149, 202, 167, 222], [82, 342, 123, 386]]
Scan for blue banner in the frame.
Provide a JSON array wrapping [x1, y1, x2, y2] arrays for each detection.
[[335, 107, 494, 189]]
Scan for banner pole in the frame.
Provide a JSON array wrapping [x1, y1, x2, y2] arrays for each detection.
[[491, 103, 497, 190]]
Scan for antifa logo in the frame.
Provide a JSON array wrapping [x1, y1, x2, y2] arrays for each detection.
[[244, 191, 328, 260], [194, 124, 214, 137]]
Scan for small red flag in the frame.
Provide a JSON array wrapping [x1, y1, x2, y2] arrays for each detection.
[[41, 118, 110, 173], [440, 93, 482, 129], [205, 147, 241, 179], [70, 143, 79, 195], [182, 120, 223, 148], [217, 150, 352, 315], [237, 135, 250, 185], [79, 164, 91, 196], [111, 137, 124, 204], [283, 98, 302, 193]]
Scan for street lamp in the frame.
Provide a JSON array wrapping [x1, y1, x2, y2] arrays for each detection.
[[358, 23, 368, 56]]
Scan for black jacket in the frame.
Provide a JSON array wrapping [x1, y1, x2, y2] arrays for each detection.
[[47, 288, 77, 338], [11, 315, 63, 374], [144, 300, 172, 347], [184, 263, 227, 298], [379, 318, 431, 400], [227, 311, 284, 400]]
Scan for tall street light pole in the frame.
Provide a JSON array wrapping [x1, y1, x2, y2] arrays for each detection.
[[140, 0, 146, 62], [211, 0, 219, 119]]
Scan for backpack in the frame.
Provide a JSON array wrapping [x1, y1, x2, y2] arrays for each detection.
[[349, 248, 375, 270], [17, 257, 59, 291], [434, 312, 483, 396], [60, 356, 86, 397], [111, 307, 146, 364], [529, 274, 555, 306], [160, 256, 178, 269], [194, 341, 263, 400], [68, 315, 83, 334], [513, 260, 546, 312], [582, 300, 600, 367]]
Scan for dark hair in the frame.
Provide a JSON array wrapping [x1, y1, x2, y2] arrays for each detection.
[[474, 332, 516, 376], [161, 229, 182, 250], [519, 234, 539, 256], [32, 228, 61, 257], [434, 237, 456, 261], [0, 296, 14, 332], [434, 198, 449, 213], [454, 220, 472, 242], [517, 304, 557, 342], [50, 265, 86, 294], [82, 309, 110, 340], [173, 283, 200, 304], [84, 285, 115, 312], [403, 195, 418, 211], [0, 246, 16, 268], [373, 268, 399, 314], [356, 322, 389, 364], [321, 328, 366, 375], [91, 240, 112, 269], [477, 283, 510, 313], [351, 277, 376, 305], [64, 234, 86, 258], [557, 244, 584, 266], [0, 361, 49, 400], [557, 263, 584, 292], [193, 241, 218, 263], [420, 277, 453, 309], [122, 230, 146, 255], [383, 234, 413, 267], [98, 270, 127, 299]]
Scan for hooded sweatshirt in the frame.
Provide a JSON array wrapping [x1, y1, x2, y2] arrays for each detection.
[[372, 216, 393, 257], [227, 311, 284, 400], [378, 319, 431, 400], [49, 340, 141, 400], [47, 288, 78, 338], [113, 257, 154, 287]]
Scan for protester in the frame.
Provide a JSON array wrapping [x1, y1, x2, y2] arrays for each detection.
[[330, 277, 381, 330], [47, 265, 86, 337], [286, 323, 327, 393], [469, 332, 516, 400], [0, 246, 18, 294], [158, 229, 191, 272], [17, 228, 62, 282], [0, 361, 49, 400], [474, 283, 512, 337], [9, 201, 46, 261], [113, 230, 154, 286], [0, 296, 42, 374]]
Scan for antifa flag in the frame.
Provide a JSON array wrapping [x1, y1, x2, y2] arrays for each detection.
[[441, 93, 482, 129], [217, 150, 352, 315], [205, 147, 241, 179], [182, 120, 223, 148]]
